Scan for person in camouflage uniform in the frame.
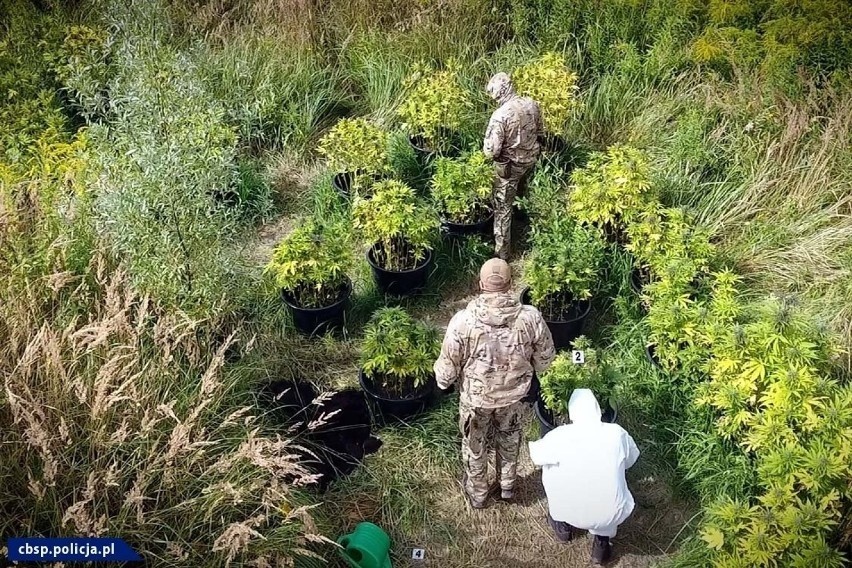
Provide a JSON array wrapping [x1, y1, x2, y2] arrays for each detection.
[[483, 72, 544, 261], [435, 258, 556, 509]]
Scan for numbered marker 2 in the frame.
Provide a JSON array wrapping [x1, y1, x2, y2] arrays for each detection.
[[412, 548, 426, 560], [572, 350, 585, 364]]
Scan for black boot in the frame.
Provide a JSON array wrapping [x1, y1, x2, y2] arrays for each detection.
[[591, 535, 612, 565], [547, 513, 580, 543]]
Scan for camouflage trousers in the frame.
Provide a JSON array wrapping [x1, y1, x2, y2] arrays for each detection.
[[493, 161, 535, 260], [460, 400, 526, 503]]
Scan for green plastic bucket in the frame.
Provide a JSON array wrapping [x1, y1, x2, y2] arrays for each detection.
[[336, 522, 392, 568]]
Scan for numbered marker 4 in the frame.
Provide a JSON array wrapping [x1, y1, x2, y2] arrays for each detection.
[[412, 548, 426, 560]]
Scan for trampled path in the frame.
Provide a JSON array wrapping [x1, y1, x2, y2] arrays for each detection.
[[247, 182, 696, 567]]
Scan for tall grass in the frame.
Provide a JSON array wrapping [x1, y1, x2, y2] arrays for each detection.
[[0, 253, 329, 566], [197, 33, 350, 153]]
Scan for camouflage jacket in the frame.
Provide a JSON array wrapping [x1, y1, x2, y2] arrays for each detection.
[[434, 292, 556, 409], [483, 93, 544, 166]]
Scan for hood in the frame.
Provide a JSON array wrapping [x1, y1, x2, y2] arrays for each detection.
[[568, 389, 602, 424], [471, 292, 522, 328], [486, 73, 517, 106]]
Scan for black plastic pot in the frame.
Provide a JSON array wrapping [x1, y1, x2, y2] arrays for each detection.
[[359, 369, 437, 423], [440, 212, 494, 238], [645, 343, 663, 370], [280, 278, 351, 336], [534, 397, 618, 438], [332, 171, 385, 199], [366, 244, 433, 296], [408, 130, 462, 162], [541, 134, 567, 154], [630, 268, 644, 295], [521, 287, 592, 351]]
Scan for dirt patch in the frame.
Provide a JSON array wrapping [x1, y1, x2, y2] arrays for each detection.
[[326, 406, 695, 568]]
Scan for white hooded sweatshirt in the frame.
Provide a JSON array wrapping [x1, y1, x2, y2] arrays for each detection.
[[528, 389, 640, 538]]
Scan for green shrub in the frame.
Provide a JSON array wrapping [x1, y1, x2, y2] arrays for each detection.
[[265, 218, 353, 309], [569, 144, 654, 238], [539, 336, 615, 417], [525, 215, 606, 317], [317, 117, 391, 175], [512, 51, 579, 134], [360, 307, 441, 393], [397, 61, 471, 152], [46, 24, 114, 121], [430, 151, 493, 224], [89, 33, 242, 316], [352, 180, 439, 272]]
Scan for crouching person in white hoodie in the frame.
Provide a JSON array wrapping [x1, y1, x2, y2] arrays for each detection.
[[528, 389, 640, 566]]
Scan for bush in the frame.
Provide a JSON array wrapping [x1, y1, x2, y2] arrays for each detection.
[[539, 336, 614, 417], [430, 151, 493, 224], [317, 117, 391, 176], [525, 214, 607, 317], [569, 144, 654, 238], [512, 51, 579, 134], [397, 61, 471, 152], [265, 218, 353, 308], [352, 180, 439, 272], [90, 38, 243, 316], [360, 307, 441, 393], [691, 294, 852, 566], [46, 24, 114, 121]]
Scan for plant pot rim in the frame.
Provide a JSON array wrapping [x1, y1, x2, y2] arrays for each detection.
[[366, 243, 433, 274], [358, 368, 435, 402], [520, 286, 592, 323], [280, 277, 352, 312]]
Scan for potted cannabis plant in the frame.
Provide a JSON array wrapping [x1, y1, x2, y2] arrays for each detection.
[[353, 180, 439, 296], [398, 61, 468, 161], [265, 218, 354, 336], [625, 203, 715, 304], [430, 151, 494, 237], [358, 307, 441, 422], [317, 117, 391, 198], [512, 52, 579, 153], [522, 214, 606, 350], [569, 144, 654, 244], [535, 337, 618, 437]]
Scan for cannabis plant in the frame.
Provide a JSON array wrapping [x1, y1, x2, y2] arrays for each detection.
[[265, 218, 353, 308], [352, 180, 439, 272], [525, 214, 606, 318], [512, 51, 579, 134], [397, 61, 470, 153], [569, 144, 654, 238], [317, 117, 391, 176], [690, 289, 852, 566], [430, 151, 493, 224], [539, 337, 614, 417], [360, 307, 441, 394], [626, 203, 715, 275]]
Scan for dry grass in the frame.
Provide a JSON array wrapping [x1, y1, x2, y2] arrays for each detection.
[[320, 406, 695, 568], [0, 252, 329, 566]]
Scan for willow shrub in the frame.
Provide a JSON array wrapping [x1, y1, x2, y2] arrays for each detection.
[[90, 36, 244, 317]]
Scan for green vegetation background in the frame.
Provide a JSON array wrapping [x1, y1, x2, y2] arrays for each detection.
[[1, 0, 851, 566]]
